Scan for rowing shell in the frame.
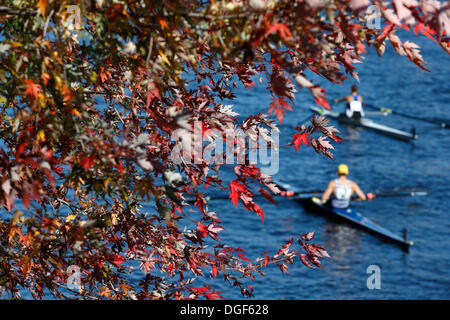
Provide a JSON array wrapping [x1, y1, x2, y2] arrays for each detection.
[[276, 180, 413, 251], [310, 105, 417, 141]]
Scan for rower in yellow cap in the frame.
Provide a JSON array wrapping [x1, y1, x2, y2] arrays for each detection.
[[321, 164, 373, 209]]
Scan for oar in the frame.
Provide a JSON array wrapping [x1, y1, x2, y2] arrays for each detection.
[[185, 188, 325, 203], [364, 111, 391, 116], [364, 103, 450, 128], [370, 187, 429, 198], [286, 188, 429, 201], [185, 186, 432, 203], [274, 180, 431, 201]]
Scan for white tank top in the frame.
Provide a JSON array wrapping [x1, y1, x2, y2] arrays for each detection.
[[331, 179, 352, 209], [346, 99, 364, 118]]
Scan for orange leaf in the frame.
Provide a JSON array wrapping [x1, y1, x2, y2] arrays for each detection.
[[24, 80, 40, 99], [266, 23, 293, 41], [62, 86, 74, 104], [41, 72, 51, 86], [71, 109, 81, 117], [159, 18, 168, 30], [100, 72, 108, 83], [37, 0, 48, 17]]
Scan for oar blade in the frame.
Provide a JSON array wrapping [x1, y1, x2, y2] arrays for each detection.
[[364, 103, 450, 128]]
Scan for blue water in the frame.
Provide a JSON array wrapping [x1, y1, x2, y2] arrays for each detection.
[[177, 31, 450, 299]]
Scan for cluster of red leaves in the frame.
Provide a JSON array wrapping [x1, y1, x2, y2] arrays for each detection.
[[257, 232, 330, 274], [0, 0, 448, 301], [267, 64, 296, 124], [291, 113, 344, 159], [228, 165, 282, 223]]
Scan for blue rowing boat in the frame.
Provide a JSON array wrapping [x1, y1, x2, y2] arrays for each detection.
[[276, 180, 413, 251]]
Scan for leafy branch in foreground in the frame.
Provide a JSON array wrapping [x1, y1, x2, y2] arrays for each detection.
[[0, 0, 448, 299]]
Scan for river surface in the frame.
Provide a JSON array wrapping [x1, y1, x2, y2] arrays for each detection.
[[179, 30, 450, 299]]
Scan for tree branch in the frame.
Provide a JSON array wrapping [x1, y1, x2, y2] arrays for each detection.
[[0, 6, 37, 17]]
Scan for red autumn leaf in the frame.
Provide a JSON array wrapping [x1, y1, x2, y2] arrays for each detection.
[[301, 232, 315, 241], [330, 132, 344, 142], [269, 66, 296, 100], [245, 201, 265, 223], [22, 189, 30, 210], [314, 95, 330, 110], [266, 23, 293, 41], [211, 265, 218, 279], [80, 156, 94, 171], [312, 244, 331, 258], [310, 86, 330, 110], [116, 163, 124, 173], [207, 223, 224, 241], [307, 254, 322, 268], [229, 179, 266, 223], [111, 254, 126, 267], [24, 80, 40, 99], [206, 290, 223, 300], [414, 21, 437, 43], [264, 255, 270, 268], [17, 142, 27, 155], [291, 132, 310, 150], [229, 185, 241, 208], [196, 223, 208, 240], [229, 179, 249, 207], [167, 262, 175, 274], [299, 254, 315, 269], [311, 137, 332, 159], [194, 195, 206, 216], [268, 96, 293, 124], [258, 187, 277, 205], [380, 22, 395, 38], [403, 41, 430, 71], [317, 136, 334, 150], [106, 3, 126, 20], [237, 252, 252, 262], [147, 81, 161, 106]]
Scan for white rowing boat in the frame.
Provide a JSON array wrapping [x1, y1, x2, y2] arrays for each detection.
[[310, 106, 418, 141]]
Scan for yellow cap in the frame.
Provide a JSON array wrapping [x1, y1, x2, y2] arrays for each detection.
[[337, 164, 349, 175]]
